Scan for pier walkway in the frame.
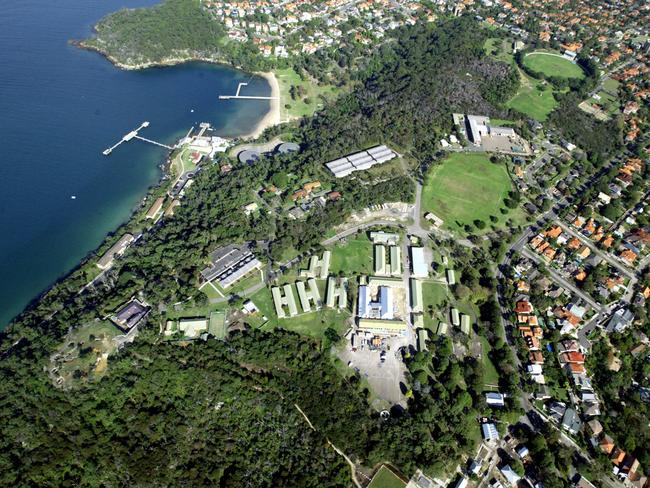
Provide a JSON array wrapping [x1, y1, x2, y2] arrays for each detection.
[[219, 82, 278, 100], [103, 121, 173, 155]]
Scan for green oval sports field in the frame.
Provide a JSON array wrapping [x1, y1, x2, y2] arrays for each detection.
[[523, 52, 585, 79]]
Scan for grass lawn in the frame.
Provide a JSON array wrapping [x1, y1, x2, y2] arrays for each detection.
[[249, 286, 351, 339], [224, 271, 264, 296], [422, 282, 449, 330], [208, 311, 227, 339], [166, 302, 228, 320], [200, 282, 224, 300], [171, 146, 198, 178], [421, 153, 513, 232], [523, 52, 585, 79], [483, 38, 515, 64], [479, 335, 500, 387], [328, 236, 374, 275], [276, 67, 344, 120], [602, 78, 620, 93], [507, 70, 557, 121], [368, 466, 407, 488]]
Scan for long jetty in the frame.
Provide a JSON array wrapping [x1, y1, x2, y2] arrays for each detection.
[[219, 82, 279, 100], [103, 121, 172, 156]]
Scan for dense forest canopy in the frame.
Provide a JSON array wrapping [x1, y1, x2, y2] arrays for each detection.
[[2, 17, 525, 485], [83, 0, 273, 70]]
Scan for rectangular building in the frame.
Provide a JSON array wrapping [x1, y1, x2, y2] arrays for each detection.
[[446, 269, 456, 286], [296, 281, 311, 313], [417, 328, 429, 351], [178, 318, 209, 339], [307, 278, 321, 306], [283, 284, 298, 317], [460, 314, 471, 335], [410, 247, 428, 278], [320, 250, 331, 279], [450, 308, 460, 326], [437, 322, 448, 335], [111, 298, 149, 331], [357, 319, 406, 336], [272, 286, 286, 318], [145, 197, 165, 220], [325, 145, 397, 178], [374, 245, 387, 276], [410, 278, 423, 313], [389, 246, 402, 276], [200, 243, 262, 289], [97, 233, 135, 270]]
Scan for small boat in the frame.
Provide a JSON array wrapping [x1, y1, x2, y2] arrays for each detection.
[[71, 195, 77, 200]]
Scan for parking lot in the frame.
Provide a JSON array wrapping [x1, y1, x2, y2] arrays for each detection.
[[338, 334, 409, 409]]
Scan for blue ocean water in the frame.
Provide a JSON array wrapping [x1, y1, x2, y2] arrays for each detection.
[[0, 0, 270, 327]]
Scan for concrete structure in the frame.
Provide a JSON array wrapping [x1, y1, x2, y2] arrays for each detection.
[[454, 477, 468, 488], [272, 287, 286, 318], [276, 142, 300, 154], [460, 314, 471, 335], [374, 245, 388, 276], [389, 246, 402, 276], [456, 114, 516, 146], [410, 247, 428, 278], [296, 281, 311, 313], [446, 269, 456, 286], [424, 212, 444, 228], [238, 149, 261, 165], [368, 276, 404, 288], [485, 392, 505, 407], [97, 233, 135, 270], [437, 322, 448, 335], [325, 277, 348, 309], [284, 284, 298, 316], [271, 285, 299, 318], [450, 308, 460, 326], [307, 279, 321, 306], [358, 285, 394, 320], [178, 318, 209, 339], [357, 318, 406, 336], [111, 299, 149, 331], [369, 231, 400, 245], [200, 244, 262, 289], [481, 422, 499, 441], [417, 328, 429, 351], [325, 145, 397, 178], [145, 197, 165, 220], [412, 313, 424, 328], [410, 279, 423, 313], [452, 113, 525, 153], [299, 250, 331, 279]]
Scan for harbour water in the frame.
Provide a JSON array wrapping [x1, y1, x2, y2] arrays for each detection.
[[0, 0, 271, 327]]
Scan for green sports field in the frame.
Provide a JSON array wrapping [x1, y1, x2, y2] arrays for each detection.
[[367, 466, 406, 488], [422, 153, 512, 232], [523, 52, 585, 79], [506, 71, 557, 121], [328, 236, 374, 275]]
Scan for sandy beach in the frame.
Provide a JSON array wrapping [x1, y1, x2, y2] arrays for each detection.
[[241, 71, 282, 140]]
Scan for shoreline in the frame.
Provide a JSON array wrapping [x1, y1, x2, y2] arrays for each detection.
[[5, 48, 281, 329], [239, 71, 282, 140], [73, 41, 283, 139]]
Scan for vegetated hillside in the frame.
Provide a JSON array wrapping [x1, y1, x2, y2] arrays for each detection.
[[82, 0, 270, 70], [297, 20, 519, 167], [549, 93, 622, 163], [1, 17, 520, 485], [0, 331, 367, 487]]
